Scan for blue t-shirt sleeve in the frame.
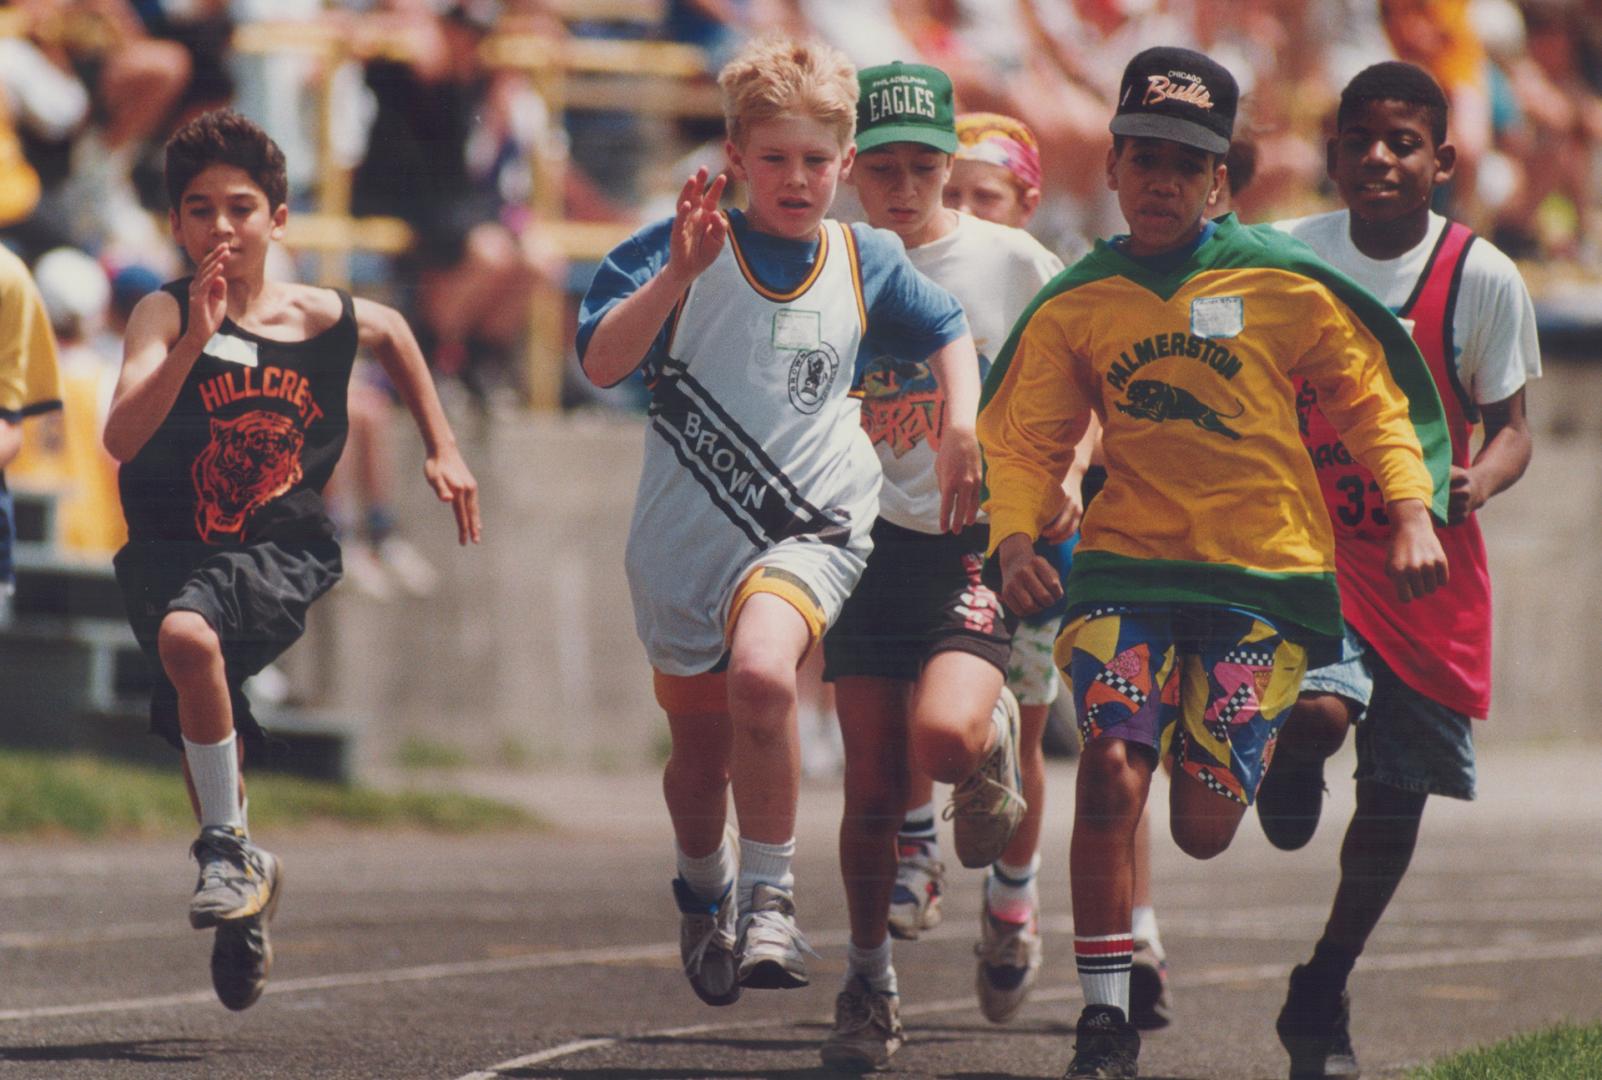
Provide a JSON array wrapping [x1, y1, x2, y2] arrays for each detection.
[[851, 222, 968, 381], [575, 216, 676, 384]]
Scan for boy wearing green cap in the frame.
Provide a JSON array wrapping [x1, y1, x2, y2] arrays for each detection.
[[979, 46, 1454, 1076], [818, 62, 1061, 1072]]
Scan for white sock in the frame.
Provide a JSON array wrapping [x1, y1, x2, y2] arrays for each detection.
[[184, 733, 244, 831], [738, 836, 796, 913], [1132, 905, 1163, 957], [846, 937, 897, 995], [677, 834, 736, 904], [1075, 932, 1133, 1015]]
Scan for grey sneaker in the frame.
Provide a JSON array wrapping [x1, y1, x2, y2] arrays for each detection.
[[886, 840, 945, 941], [946, 688, 1027, 869], [975, 892, 1042, 1024], [820, 974, 905, 1073], [1129, 938, 1172, 1030], [1064, 1004, 1141, 1078], [672, 877, 740, 1006], [212, 904, 279, 1011], [736, 883, 813, 989], [188, 826, 281, 929]]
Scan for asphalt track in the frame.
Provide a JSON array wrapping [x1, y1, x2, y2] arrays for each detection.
[[2, 742, 1599, 1079]]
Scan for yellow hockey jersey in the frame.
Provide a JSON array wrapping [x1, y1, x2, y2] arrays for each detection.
[[978, 215, 1451, 640]]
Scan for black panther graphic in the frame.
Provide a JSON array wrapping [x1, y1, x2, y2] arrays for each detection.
[[1117, 379, 1245, 440]]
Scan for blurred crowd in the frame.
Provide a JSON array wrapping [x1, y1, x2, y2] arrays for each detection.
[[1, 0, 1598, 563]]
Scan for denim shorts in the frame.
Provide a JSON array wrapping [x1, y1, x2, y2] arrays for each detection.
[[1301, 626, 1476, 801]]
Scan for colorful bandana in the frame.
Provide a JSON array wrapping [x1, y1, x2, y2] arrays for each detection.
[[954, 112, 1042, 191]]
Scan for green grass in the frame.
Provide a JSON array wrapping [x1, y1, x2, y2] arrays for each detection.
[[0, 750, 533, 838], [1409, 1023, 1602, 1080], [394, 735, 471, 770]]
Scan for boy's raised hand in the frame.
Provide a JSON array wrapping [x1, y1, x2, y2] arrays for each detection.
[[1384, 498, 1448, 602], [935, 425, 982, 533], [425, 446, 482, 545], [668, 167, 729, 285], [187, 243, 230, 345], [996, 532, 1063, 617]]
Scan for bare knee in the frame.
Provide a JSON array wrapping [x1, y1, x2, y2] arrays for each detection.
[[1171, 819, 1235, 860], [726, 656, 796, 747], [1284, 692, 1355, 760], [157, 611, 222, 685], [1075, 741, 1150, 828], [908, 715, 975, 783]]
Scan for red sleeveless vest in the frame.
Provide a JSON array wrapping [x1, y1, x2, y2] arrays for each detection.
[[1297, 221, 1492, 717]]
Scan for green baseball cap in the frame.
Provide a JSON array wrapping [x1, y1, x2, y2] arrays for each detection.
[[856, 62, 958, 154]]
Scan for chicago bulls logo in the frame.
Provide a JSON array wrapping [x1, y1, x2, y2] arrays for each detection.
[[191, 410, 304, 542]]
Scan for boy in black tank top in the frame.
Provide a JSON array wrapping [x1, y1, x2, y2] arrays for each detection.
[[104, 110, 481, 1012]]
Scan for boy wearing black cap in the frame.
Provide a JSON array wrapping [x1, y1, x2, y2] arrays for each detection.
[[978, 46, 1454, 1077]]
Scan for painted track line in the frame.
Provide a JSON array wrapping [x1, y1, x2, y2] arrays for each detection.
[[452, 933, 1602, 1079]]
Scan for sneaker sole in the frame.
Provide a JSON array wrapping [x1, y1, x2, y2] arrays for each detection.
[[975, 965, 1034, 1024], [820, 1039, 898, 1072], [1128, 961, 1171, 1030], [210, 862, 283, 1011], [738, 959, 809, 990], [1278, 1032, 1361, 1079], [688, 955, 742, 1007]]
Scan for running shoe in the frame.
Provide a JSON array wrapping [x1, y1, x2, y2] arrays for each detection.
[[672, 877, 740, 1006], [946, 687, 1027, 869], [211, 905, 279, 1011], [1276, 963, 1361, 1078], [1064, 1004, 1141, 1078], [887, 840, 945, 941], [974, 891, 1042, 1023], [820, 974, 904, 1072], [736, 883, 814, 989], [1256, 754, 1329, 852], [188, 826, 281, 928], [1128, 938, 1172, 1030]]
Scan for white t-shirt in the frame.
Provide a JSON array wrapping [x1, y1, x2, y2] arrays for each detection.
[[1275, 210, 1541, 406], [858, 211, 1064, 533]]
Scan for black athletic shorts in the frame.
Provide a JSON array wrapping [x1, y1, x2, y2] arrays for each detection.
[[823, 519, 1015, 682], [113, 538, 343, 757]]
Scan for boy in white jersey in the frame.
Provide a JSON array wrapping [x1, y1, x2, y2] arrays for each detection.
[[1265, 62, 1539, 1079], [577, 37, 982, 1011], [817, 69, 1059, 1071]]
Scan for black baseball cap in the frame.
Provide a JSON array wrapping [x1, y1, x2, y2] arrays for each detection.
[[1110, 46, 1237, 155]]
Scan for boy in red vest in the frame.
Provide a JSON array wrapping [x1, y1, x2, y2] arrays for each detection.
[[1266, 61, 1540, 1079]]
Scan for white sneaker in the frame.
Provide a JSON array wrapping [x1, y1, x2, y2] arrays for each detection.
[[974, 888, 1042, 1024], [887, 839, 945, 941], [946, 687, 1027, 869], [820, 974, 905, 1072], [736, 883, 813, 989], [672, 877, 740, 1006]]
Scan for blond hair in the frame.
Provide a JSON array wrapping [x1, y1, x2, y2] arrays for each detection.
[[717, 36, 858, 149]]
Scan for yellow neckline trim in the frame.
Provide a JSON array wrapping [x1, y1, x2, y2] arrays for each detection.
[[726, 214, 830, 302]]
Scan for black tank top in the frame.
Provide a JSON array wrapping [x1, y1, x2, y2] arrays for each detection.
[[118, 281, 358, 544]]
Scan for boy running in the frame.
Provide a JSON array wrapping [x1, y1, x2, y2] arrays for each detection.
[[820, 83, 1057, 1070], [576, 37, 982, 1012], [104, 110, 480, 1011], [979, 47, 1453, 1078], [1263, 61, 1539, 1080]]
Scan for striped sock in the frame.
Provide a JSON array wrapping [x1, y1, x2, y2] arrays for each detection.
[[1075, 932, 1134, 1014], [899, 801, 940, 860]]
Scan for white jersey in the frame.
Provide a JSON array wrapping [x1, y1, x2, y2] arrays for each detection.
[[858, 211, 1063, 534], [625, 218, 880, 675], [1275, 210, 1541, 406]]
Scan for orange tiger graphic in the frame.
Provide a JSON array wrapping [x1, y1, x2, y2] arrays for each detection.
[[191, 410, 305, 542]]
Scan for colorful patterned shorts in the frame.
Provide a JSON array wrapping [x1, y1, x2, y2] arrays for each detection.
[[1056, 605, 1308, 805]]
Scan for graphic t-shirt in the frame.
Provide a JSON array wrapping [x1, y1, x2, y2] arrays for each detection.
[[978, 214, 1453, 645], [118, 282, 358, 545], [858, 211, 1063, 533]]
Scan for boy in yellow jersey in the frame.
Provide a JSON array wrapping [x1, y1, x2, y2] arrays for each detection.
[[978, 46, 1453, 1078]]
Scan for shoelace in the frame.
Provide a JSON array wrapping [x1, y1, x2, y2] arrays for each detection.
[[680, 901, 733, 977], [191, 832, 260, 893], [743, 908, 819, 960], [942, 770, 1019, 822]]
